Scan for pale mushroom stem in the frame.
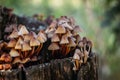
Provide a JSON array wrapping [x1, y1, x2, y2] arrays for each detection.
[[75, 59, 79, 70], [36, 43, 43, 55]]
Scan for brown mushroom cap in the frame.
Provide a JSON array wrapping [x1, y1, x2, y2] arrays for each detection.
[[65, 29, 72, 37], [0, 65, 3, 70], [7, 39, 17, 48], [8, 29, 19, 39], [51, 34, 60, 42], [45, 27, 56, 34], [18, 25, 29, 35], [73, 51, 80, 60], [37, 30, 47, 43], [12, 57, 21, 64], [30, 37, 40, 46], [78, 41, 84, 48], [24, 33, 32, 42], [15, 37, 23, 50], [22, 42, 32, 51], [73, 25, 82, 33], [67, 38, 76, 47], [4, 64, 11, 70], [76, 35, 81, 44], [9, 49, 20, 57], [48, 43, 60, 50], [55, 26, 66, 34], [1, 53, 12, 63], [21, 58, 30, 64], [60, 35, 69, 44]]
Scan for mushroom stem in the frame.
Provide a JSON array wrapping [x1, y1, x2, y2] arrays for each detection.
[[75, 59, 79, 70], [30, 47, 35, 57], [36, 43, 43, 55], [65, 46, 70, 55]]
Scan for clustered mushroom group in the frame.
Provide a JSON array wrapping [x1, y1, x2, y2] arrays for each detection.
[[0, 16, 93, 71]]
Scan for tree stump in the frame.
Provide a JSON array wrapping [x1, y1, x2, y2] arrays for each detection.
[[0, 53, 98, 80]]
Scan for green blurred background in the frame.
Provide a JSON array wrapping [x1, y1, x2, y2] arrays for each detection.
[[0, 0, 120, 80]]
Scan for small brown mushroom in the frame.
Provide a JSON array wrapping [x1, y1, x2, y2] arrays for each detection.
[[0, 65, 3, 70], [9, 49, 20, 57], [30, 37, 40, 57], [48, 42, 60, 55], [55, 26, 66, 34], [7, 39, 17, 48], [22, 41, 32, 58], [18, 25, 29, 36], [60, 35, 69, 54], [4, 64, 11, 70], [8, 29, 19, 39], [51, 34, 60, 42], [1, 53, 12, 63], [12, 57, 22, 64]]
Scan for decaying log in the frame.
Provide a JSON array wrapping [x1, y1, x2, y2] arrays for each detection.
[[0, 53, 98, 80]]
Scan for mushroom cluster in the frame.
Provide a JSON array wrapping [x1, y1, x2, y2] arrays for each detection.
[[0, 24, 47, 71], [0, 16, 93, 72], [45, 16, 82, 56], [72, 37, 92, 70]]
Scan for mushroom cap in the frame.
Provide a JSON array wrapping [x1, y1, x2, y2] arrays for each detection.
[[60, 35, 69, 44], [8, 29, 19, 39], [1, 53, 12, 62], [9, 49, 20, 57], [7, 39, 17, 48], [73, 25, 82, 33], [65, 29, 72, 37], [18, 25, 29, 35], [22, 42, 32, 51], [21, 58, 30, 64], [75, 49, 84, 57], [55, 26, 66, 34], [24, 34, 32, 42], [48, 43, 60, 50], [78, 41, 84, 48], [51, 34, 60, 42], [67, 38, 76, 47], [45, 27, 56, 34], [12, 57, 21, 64], [4, 64, 11, 70], [15, 37, 23, 50], [37, 30, 47, 43], [47, 31, 55, 38], [30, 37, 40, 46], [30, 31, 37, 38], [0, 65, 3, 70], [82, 37, 87, 44], [73, 52, 80, 60], [76, 35, 81, 44]]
